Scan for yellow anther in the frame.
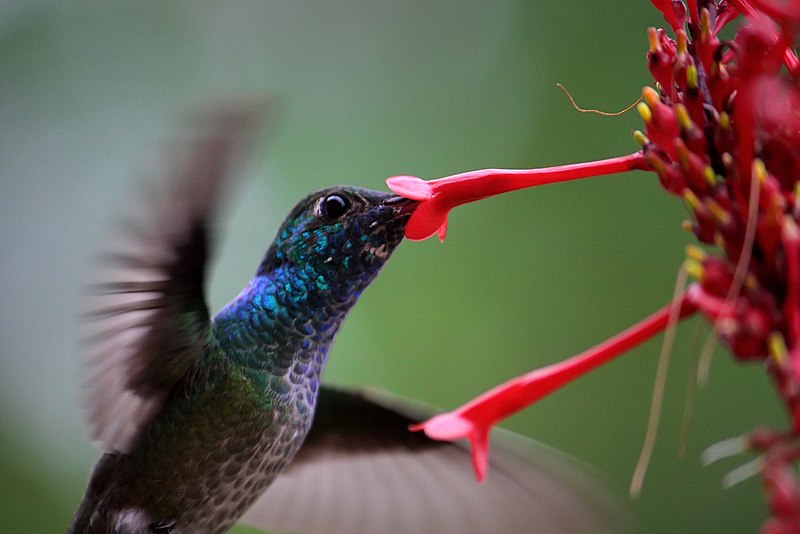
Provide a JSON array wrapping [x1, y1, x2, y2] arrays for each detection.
[[676, 104, 693, 130], [714, 233, 727, 251], [706, 198, 731, 225], [648, 27, 660, 54], [633, 129, 649, 147], [637, 101, 652, 123], [768, 332, 789, 367], [647, 153, 666, 174], [703, 166, 718, 187], [719, 112, 730, 129], [642, 86, 661, 108], [700, 8, 711, 38], [686, 64, 698, 90], [685, 244, 707, 262], [744, 273, 758, 291], [677, 30, 688, 55], [753, 158, 768, 184], [675, 140, 690, 169], [683, 189, 702, 211], [682, 220, 694, 233], [684, 258, 705, 281]]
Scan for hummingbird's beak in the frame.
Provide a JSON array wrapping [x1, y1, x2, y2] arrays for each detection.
[[382, 195, 418, 215]]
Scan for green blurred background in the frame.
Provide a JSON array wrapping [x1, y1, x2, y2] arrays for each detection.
[[0, 2, 785, 532]]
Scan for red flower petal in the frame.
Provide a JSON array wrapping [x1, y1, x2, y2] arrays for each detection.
[[402, 195, 451, 242], [410, 413, 491, 481], [385, 175, 433, 201]]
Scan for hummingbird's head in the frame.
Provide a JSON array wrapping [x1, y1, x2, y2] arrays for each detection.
[[259, 186, 416, 297]]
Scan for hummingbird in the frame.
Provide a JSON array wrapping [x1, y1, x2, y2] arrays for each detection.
[[68, 105, 623, 533]]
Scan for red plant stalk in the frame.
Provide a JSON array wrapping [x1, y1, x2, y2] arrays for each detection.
[[388, 1, 800, 530]]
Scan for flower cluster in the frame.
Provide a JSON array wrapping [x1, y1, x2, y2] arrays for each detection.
[[387, 1, 800, 530], [644, 3, 800, 529]]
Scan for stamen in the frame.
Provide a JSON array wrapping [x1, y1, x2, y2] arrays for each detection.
[[684, 258, 705, 280], [700, 7, 713, 39], [753, 158, 768, 184], [768, 331, 789, 368], [648, 27, 661, 54], [630, 267, 689, 497], [675, 104, 693, 130], [637, 101, 653, 123], [682, 189, 703, 213], [702, 435, 747, 465], [677, 30, 688, 55], [643, 86, 661, 108], [703, 166, 717, 187], [723, 457, 763, 488], [686, 64, 699, 90], [706, 198, 732, 225], [686, 244, 707, 262]]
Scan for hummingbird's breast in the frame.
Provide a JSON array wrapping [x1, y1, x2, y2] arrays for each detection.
[[98, 267, 348, 531], [92, 347, 324, 534]]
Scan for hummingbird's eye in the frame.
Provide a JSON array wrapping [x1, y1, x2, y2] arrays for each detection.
[[318, 194, 350, 220]]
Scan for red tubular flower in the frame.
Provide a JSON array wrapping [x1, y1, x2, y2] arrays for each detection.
[[386, 153, 648, 241], [411, 293, 698, 481]]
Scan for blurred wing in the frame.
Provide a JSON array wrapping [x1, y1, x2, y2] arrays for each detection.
[[82, 103, 265, 453], [240, 386, 626, 534]]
